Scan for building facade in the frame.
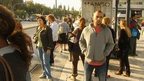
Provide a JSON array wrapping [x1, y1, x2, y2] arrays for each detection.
[[113, 0, 144, 18], [81, 0, 113, 24]]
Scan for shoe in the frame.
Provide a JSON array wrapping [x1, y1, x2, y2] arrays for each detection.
[[107, 74, 111, 78], [46, 76, 53, 81], [124, 74, 130, 77], [69, 75, 76, 81], [115, 72, 123, 75], [124, 73, 130, 77], [39, 74, 46, 78]]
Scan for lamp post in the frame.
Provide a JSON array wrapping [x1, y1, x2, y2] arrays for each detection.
[[115, 0, 119, 41], [126, 0, 131, 26]]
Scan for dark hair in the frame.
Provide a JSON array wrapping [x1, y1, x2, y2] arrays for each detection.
[[37, 16, 47, 24], [79, 17, 86, 29], [0, 5, 15, 39], [0, 5, 32, 69]]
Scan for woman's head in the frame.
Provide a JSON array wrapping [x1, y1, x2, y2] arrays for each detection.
[[120, 19, 131, 37], [37, 16, 47, 25], [102, 17, 111, 26], [79, 17, 86, 29], [0, 5, 15, 39]]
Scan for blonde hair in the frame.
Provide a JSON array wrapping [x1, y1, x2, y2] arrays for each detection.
[[120, 19, 131, 37], [102, 17, 111, 25]]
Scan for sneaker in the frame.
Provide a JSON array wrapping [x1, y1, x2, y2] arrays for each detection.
[[39, 74, 46, 78], [115, 72, 123, 75], [124, 73, 130, 77], [69, 75, 76, 81]]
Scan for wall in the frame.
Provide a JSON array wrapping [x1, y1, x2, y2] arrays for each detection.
[[81, 0, 113, 24]]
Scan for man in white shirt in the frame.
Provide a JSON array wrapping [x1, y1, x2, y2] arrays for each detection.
[[46, 14, 59, 65]]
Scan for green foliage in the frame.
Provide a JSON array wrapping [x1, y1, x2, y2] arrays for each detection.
[[1, 1, 80, 19]]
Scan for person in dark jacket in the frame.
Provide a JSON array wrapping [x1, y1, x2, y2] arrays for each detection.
[[34, 16, 53, 81], [0, 5, 32, 81], [129, 13, 141, 56], [68, 17, 86, 80], [102, 17, 115, 78], [115, 19, 131, 77]]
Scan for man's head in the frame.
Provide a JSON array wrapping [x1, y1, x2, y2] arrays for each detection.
[[93, 10, 104, 26], [46, 14, 55, 23]]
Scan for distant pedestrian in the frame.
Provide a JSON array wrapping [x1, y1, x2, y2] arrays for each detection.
[[79, 10, 114, 81], [102, 17, 115, 78], [115, 19, 131, 77], [57, 17, 70, 52], [67, 17, 74, 32], [0, 5, 32, 81], [73, 15, 81, 30], [34, 16, 53, 80], [46, 14, 59, 65], [129, 13, 141, 56], [141, 20, 144, 34]]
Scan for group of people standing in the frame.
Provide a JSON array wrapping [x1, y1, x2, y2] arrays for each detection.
[[0, 4, 142, 81]]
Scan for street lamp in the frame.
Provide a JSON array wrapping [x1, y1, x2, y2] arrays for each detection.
[[115, 0, 119, 41]]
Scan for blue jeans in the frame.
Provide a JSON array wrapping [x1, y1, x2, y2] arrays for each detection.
[[84, 61, 107, 81], [37, 47, 52, 79]]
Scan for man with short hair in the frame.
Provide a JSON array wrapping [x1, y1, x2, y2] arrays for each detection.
[[79, 10, 114, 81]]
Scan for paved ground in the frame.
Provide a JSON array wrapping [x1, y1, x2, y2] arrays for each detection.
[[30, 34, 144, 81]]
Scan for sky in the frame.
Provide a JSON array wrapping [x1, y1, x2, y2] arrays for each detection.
[[32, 0, 81, 10]]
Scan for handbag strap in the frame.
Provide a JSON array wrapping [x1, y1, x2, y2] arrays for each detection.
[[0, 56, 14, 81]]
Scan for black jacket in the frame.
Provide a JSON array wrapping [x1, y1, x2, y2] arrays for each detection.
[[40, 26, 53, 51], [118, 29, 130, 50], [0, 50, 27, 81]]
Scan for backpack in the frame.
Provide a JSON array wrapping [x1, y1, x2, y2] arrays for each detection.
[[131, 28, 140, 39]]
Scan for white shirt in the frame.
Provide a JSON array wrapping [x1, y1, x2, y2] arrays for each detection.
[[0, 45, 16, 56], [50, 21, 59, 41]]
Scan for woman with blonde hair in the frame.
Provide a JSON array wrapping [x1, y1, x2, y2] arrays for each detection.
[[115, 19, 131, 77]]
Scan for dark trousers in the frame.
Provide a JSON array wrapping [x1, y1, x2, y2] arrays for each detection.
[[50, 41, 56, 64], [119, 50, 130, 74], [129, 37, 137, 55], [71, 52, 85, 77], [106, 53, 111, 75]]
